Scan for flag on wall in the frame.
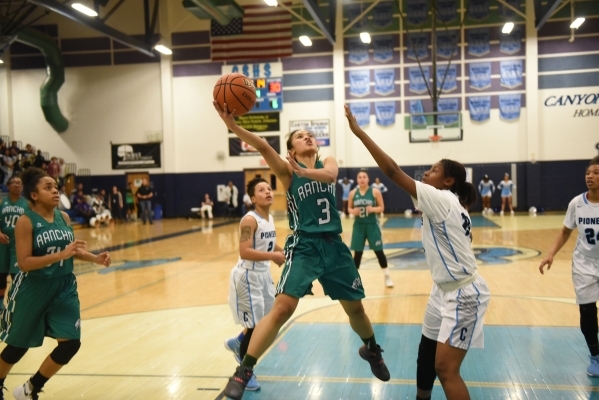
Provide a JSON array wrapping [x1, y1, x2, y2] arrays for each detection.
[[468, 0, 489, 20], [349, 102, 371, 127], [468, 96, 491, 122], [374, 68, 395, 96], [346, 3, 368, 29], [500, 60, 523, 89], [409, 66, 430, 94], [349, 70, 371, 97], [407, 32, 429, 60], [499, 94, 521, 121], [409, 100, 426, 126], [406, 0, 429, 25], [373, 1, 393, 28], [211, 4, 292, 62], [373, 35, 394, 63], [348, 37, 369, 64], [436, 30, 459, 59], [467, 28, 490, 57], [436, 64, 457, 92], [375, 102, 396, 126], [469, 62, 491, 90], [437, 98, 459, 125], [436, 0, 457, 23], [500, 27, 522, 55]]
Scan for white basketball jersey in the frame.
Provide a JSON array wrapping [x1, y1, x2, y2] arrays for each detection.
[[237, 211, 277, 272], [564, 193, 599, 259], [413, 181, 478, 284]]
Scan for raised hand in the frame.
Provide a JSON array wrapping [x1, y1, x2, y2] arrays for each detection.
[[286, 151, 306, 177], [344, 105, 363, 136], [0, 233, 9, 245], [212, 101, 238, 129], [539, 256, 553, 275], [95, 252, 112, 267], [63, 240, 87, 259]]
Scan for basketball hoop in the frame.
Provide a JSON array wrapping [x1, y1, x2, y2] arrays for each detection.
[[429, 135, 443, 143]]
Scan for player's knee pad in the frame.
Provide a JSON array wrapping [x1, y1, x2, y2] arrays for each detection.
[[0, 345, 28, 364], [50, 340, 81, 365], [416, 335, 437, 390], [0, 273, 8, 290], [374, 250, 388, 268], [353, 251, 363, 269]]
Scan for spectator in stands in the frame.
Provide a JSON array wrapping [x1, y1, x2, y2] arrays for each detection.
[[9, 141, 19, 154], [1, 148, 15, 185], [71, 189, 85, 206], [10, 148, 21, 176], [58, 158, 66, 185], [200, 193, 214, 219], [34, 150, 45, 168], [136, 178, 153, 225], [47, 157, 60, 183], [108, 186, 124, 222], [74, 196, 95, 226], [223, 181, 238, 218], [125, 182, 136, 222], [242, 191, 254, 215]]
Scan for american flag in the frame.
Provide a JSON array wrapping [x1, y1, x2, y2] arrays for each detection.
[[211, 4, 292, 62]]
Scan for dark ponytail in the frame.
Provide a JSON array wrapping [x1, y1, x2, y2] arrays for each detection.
[[21, 167, 49, 203], [440, 159, 477, 208]]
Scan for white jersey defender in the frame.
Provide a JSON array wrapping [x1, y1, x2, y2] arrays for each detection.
[[413, 181, 490, 350], [228, 211, 277, 328], [564, 193, 599, 304]]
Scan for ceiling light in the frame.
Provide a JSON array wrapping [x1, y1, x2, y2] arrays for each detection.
[[154, 45, 172, 55], [299, 35, 312, 47], [264, 0, 277, 6], [72, 3, 98, 17], [502, 22, 514, 34], [360, 32, 371, 44], [570, 17, 585, 29]]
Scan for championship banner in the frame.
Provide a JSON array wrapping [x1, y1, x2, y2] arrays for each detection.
[[409, 66, 430, 94], [467, 28, 490, 57], [406, 32, 429, 60], [437, 98, 459, 125], [499, 94, 521, 121], [348, 37, 369, 65], [349, 102, 371, 127], [289, 120, 330, 146], [500, 60, 523, 89], [409, 100, 427, 125], [406, 0, 429, 26], [436, 30, 459, 59], [375, 101, 396, 126], [111, 143, 161, 170], [374, 68, 395, 96], [468, 96, 491, 122], [436, 64, 457, 93], [373, 35, 394, 63], [436, 0, 457, 23], [468, 0, 489, 20], [469, 62, 491, 90], [500, 27, 522, 55], [345, 4, 367, 30], [349, 69, 371, 97], [500, 0, 520, 17], [229, 136, 280, 156], [373, 1, 393, 29]]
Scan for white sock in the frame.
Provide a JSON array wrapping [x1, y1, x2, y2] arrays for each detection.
[[382, 268, 390, 277]]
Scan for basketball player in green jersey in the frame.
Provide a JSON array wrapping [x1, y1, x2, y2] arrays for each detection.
[[0, 168, 111, 400], [0, 177, 27, 309], [348, 171, 393, 288], [214, 101, 390, 400]]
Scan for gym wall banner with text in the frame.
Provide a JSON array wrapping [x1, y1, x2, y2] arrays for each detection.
[[111, 143, 161, 170], [229, 137, 280, 157]]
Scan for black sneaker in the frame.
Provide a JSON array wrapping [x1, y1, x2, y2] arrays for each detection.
[[359, 344, 390, 381], [223, 365, 253, 400]]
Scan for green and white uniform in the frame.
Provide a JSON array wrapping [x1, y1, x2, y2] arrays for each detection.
[[0, 209, 81, 348], [277, 160, 364, 300], [350, 187, 383, 252], [0, 197, 29, 275]]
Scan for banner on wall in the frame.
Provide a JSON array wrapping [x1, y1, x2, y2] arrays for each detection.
[[346, 3, 368, 29], [409, 100, 427, 125], [348, 37, 369, 64], [349, 102, 371, 127], [111, 143, 161, 170], [373, 35, 394, 63], [231, 112, 280, 132], [375, 102, 396, 126], [229, 136, 280, 156], [469, 62, 491, 90], [349, 70, 371, 97], [406, 0, 429, 25], [409, 66, 430, 94], [469, 96, 491, 122], [374, 68, 395, 96], [500, 60, 523, 89], [500, 27, 522, 54], [436, 64, 457, 92], [436, 30, 459, 59], [373, 1, 393, 28], [436, 0, 457, 23], [500, 0, 520, 17], [468, 0, 489, 20], [437, 98, 459, 125], [406, 32, 429, 60], [499, 94, 522, 121], [289, 120, 330, 146], [467, 28, 490, 57]]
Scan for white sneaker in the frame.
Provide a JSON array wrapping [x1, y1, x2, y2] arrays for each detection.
[[500, 211, 504, 216], [385, 276, 394, 288], [510, 210, 514, 215], [13, 381, 38, 400]]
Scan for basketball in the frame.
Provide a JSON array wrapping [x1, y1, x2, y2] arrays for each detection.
[[213, 73, 256, 116]]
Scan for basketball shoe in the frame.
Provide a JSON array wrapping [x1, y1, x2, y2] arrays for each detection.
[[359, 344, 390, 381], [588, 355, 599, 377], [224, 337, 242, 363], [246, 374, 261, 391], [223, 365, 253, 400], [13, 381, 41, 400]]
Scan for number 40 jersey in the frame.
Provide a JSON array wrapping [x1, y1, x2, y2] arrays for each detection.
[[564, 193, 599, 259], [0, 197, 29, 241]]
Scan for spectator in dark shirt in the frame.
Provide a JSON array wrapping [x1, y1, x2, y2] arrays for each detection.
[[47, 157, 60, 183], [108, 186, 124, 222], [34, 150, 45, 168], [136, 179, 153, 224]]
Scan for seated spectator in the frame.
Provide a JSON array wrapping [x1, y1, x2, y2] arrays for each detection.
[[10, 148, 22, 176], [71, 189, 85, 205], [200, 193, 214, 219], [1, 148, 15, 185], [74, 196, 96, 225], [9, 141, 19, 154], [242, 192, 254, 215], [47, 157, 60, 183], [92, 193, 112, 226]]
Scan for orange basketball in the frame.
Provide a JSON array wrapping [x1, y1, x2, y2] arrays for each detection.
[[213, 73, 256, 116]]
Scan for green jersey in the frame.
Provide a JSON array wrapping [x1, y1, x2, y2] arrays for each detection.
[[0, 197, 29, 240], [286, 160, 342, 234], [352, 187, 378, 225], [24, 208, 75, 279]]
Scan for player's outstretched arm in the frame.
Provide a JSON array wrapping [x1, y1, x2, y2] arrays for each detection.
[[344, 105, 417, 198], [539, 226, 573, 274], [239, 215, 284, 264], [287, 154, 338, 184]]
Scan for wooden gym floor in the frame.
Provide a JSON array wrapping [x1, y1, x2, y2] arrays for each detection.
[[3, 212, 596, 399]]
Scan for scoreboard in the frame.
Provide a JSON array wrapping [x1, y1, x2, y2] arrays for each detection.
[[251, 77, 283, 113]]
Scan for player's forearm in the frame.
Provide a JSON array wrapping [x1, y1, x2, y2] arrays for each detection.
[[18, 253, 65, 271], [547, 230, 573, 257], [371, 206, 384, 213], [74, 251, 98, 263], [239, 248, 276, 262], [229, 125, 269, 152], [301, 168, 336, 184]]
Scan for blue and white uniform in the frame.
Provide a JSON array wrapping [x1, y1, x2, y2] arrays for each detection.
[[228, 211, 277, 328], [564, 193, 599, 304], [478, 180, 495, 198], [413, 181, 490, 350], [498, 180, 515, 198], [371, 182, 388, 193], [338, 179, 355, 201]]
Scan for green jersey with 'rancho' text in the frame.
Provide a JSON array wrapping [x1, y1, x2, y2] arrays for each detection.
[[286, 160, 342, 234], [0, 197, 29, 240], [352, 187, 378, 225], [24, 208, 75, 279]]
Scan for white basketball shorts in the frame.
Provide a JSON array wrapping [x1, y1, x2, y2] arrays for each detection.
[[572, 250, 599, 305], [422, 275, 490, 350], [228, 266, 275, 329]]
